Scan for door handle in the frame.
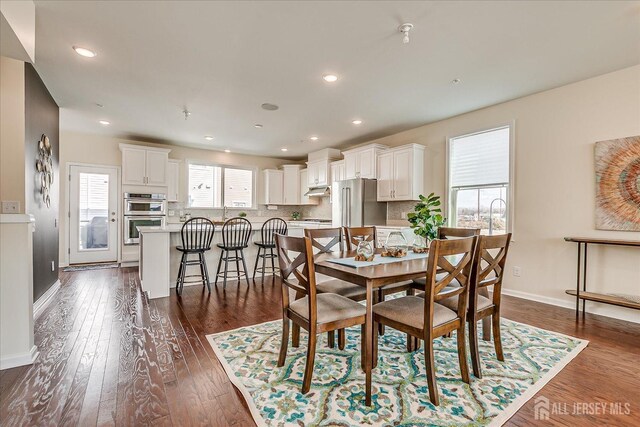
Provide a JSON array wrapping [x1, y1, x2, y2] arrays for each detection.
[[111, 218, 116, 222]]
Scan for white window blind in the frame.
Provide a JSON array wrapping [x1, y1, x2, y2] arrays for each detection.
[[449, 127, 510, 187]]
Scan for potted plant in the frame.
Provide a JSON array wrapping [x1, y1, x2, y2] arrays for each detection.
[[238, 211, 247, 218], [291, 211, 301, 220], [407, 193, 446, 250]]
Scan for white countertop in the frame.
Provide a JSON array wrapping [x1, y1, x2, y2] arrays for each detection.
[[137, 223, 306, 234]]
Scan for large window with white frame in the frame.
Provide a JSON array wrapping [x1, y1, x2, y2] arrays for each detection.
[[187, 162, 255, 209], [447, 125, 512, 235]]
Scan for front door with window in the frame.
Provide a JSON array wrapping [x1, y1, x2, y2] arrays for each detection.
[[69, 165, 118, 264]]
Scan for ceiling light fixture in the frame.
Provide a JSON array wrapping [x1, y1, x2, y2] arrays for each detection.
[[451, 78, 462, 85], [254, 124, 263, 128], [398, 23, 414, 44], [323, 74, 338, 83], [310, 136, 319, 141], [205, 136, 214, 141], [99, 120, 110, 125], [352, 119, 363, 125], [73, 46, 97, 58], [182, 109, 191, 120], [224, 149, 231, 153], [281, 148, 288, 152]]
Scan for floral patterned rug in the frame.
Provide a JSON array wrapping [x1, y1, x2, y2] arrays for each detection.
[[207, 319, 587, 426]]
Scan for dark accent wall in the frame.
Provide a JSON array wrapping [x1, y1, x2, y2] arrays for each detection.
[[24, 64, 60, 302]]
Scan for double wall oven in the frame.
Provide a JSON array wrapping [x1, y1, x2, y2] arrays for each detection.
[[123, 193, 166, 245]]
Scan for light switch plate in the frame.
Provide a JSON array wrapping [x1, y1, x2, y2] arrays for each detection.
[[1, 201, 20, 214]]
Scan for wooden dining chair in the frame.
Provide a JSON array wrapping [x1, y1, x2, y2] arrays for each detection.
[[275, 234, 366, 394], [373, 236, 477, 406], [437, 233, 511, 378], [302, 228, 366, 350]]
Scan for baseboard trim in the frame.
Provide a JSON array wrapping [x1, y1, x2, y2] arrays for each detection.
[[120, 261, 138, 268], [0, 345, 39, 370], [33, 279, 60, 320], [501, 288, 640, 324]]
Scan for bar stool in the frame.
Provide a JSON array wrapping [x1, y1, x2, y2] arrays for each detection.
[[176, 217, 215, 295], [253, 218, 288, 283], [215, 217, 252, 289]]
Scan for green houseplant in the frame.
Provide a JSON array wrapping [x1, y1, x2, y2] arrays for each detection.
[[407, 193, 446, 243]]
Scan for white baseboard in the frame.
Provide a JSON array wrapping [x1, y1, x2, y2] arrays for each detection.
[[33, 279, 60, 320], [120, 261, 139, 267], [0, 345, 39, 370], [501, 288, 640, 324]]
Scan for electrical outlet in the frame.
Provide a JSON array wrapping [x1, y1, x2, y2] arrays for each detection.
[[267, 205, 278, 210], [51, 261, 55, 271], [168, 210, 175, 216], [1, 201, 20, 213], [513, 266, 521, 277], [401, 211, 408, 219]]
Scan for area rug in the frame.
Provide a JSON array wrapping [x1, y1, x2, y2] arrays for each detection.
[[62, 262, 119, 272], [207, 319, 588, 426]]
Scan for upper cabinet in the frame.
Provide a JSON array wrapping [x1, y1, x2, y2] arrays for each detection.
[[343, 144, 388, 179], [330, 160, 345, 184], [120, 144, 170, 186], [166, 159, 180, 202], [282, 165, 302, 205], [299, 169, 319, 205], [262, 169, 284, 205], [376, 144, 425, 201], [306, 148, 342, 187]]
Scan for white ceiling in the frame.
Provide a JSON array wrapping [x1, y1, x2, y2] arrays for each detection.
[[32, 1, 640, 158]]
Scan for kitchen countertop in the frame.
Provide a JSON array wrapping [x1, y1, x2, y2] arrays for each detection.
[[138, 223, 307, 234]]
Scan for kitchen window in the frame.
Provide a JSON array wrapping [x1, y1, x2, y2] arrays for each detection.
[[447, 125, 513, 235], [188, 163, 255, 209]]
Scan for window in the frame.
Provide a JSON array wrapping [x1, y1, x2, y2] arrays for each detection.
[[188, 163, 255, 208], [447, 126, 512, 235]]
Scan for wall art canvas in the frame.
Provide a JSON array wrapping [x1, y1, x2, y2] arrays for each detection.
[[595, 135, 640, 231]]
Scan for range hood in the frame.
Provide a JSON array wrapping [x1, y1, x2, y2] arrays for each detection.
[[304, 185, 331, 197]]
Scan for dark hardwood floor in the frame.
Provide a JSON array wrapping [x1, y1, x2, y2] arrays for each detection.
[[1, 267, 638, 426]]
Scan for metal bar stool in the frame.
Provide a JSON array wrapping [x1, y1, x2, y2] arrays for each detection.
[[215, 217, 252, 288], [176, 217, 215, 295], [253, 218, 287, 283]]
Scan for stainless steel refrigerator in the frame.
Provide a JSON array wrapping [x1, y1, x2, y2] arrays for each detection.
[[332, 178, 387, 227]]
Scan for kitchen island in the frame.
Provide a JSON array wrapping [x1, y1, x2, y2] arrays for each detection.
[[136, 221, 314, 299]]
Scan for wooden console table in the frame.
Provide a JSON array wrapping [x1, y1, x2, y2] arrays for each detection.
[[564, 237, 640, 319]]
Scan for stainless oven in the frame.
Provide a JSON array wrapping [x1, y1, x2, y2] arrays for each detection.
[[123, 215, 166, 245], [124, 193, 166, 215]]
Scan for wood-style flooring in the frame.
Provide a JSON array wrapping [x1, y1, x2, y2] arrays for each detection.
[[0, 267, 638, 426]]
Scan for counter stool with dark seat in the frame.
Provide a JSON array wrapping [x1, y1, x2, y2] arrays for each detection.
[[215, 217, 252, 289], [176, 217, 215, 296], [253, 217, 288, 283]]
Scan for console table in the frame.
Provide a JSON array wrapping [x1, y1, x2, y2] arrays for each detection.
[[564, 237, 640, 319]]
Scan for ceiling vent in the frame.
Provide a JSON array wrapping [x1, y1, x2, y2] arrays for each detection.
[[261, 103, 279, 111]]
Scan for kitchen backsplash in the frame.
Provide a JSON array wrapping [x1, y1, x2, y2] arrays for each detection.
[[168, 198, 414, 223]]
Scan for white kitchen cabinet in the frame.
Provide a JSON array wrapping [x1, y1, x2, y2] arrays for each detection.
[[299, 169, 319, 205], [282, 165, 302, 205], [376, 144, 425, 201], [167, 160, 180, 202], [342, 144, 387, 180], [263, 169, 284, 205], [330, 160, 345, 183], [306, 160, 330, 187], [120, 144, 170, 186]]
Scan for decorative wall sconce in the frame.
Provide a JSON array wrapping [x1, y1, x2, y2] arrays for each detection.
[[36, 134, 53, 208]]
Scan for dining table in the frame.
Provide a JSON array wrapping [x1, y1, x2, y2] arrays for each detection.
[[314, 248, 433, 406]]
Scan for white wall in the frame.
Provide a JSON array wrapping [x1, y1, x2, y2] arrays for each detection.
[[0, 56, 25, 212], [58, 131, 292, 263], [367, 65, 640, 322]]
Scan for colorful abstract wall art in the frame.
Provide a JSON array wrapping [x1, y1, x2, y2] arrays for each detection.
[[595, 136, 640, 231]]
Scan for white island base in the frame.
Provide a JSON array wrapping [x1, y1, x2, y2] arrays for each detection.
[[137, 223, 306, 299]]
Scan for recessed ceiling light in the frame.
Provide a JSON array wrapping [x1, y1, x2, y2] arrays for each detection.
[[351, 119, 363, 125], [254, 124, 263, 128], [99, 120, 110, 125], [205, 136, 214, 141], [73, 46, 96, 58], [224, 149, 231, 153], [310, 136, 319, 141], [281, 148, 288, 152], [323, 74, 338, 83], [451, 78, 462, 85]]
